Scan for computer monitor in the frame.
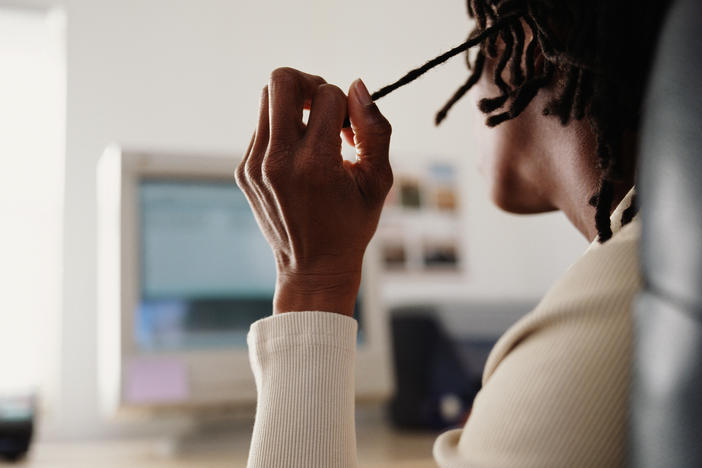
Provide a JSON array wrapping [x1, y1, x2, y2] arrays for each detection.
[[97, 146, 393, 415]]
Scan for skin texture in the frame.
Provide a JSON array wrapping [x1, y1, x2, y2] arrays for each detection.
[[237, 66, 636, 316], [471, 69, 636, 241], [235, 69, 393, 317]]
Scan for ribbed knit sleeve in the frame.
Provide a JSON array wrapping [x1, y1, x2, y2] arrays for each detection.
[[434, 217, 641, 468], [246, 311, 358, 468]]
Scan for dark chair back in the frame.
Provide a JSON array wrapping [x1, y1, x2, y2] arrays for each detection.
[[631, 0, 702, 466]]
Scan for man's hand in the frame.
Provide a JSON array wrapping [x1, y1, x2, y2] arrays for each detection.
[[235, 68, 393, 317]]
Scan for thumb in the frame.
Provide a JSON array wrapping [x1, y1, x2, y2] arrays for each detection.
[[347, 78, 392, 170]]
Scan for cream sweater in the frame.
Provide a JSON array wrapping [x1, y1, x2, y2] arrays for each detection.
[[247, 190, 639, 468]]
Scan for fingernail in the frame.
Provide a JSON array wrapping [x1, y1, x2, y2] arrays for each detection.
[[354, 78, 372, 106]]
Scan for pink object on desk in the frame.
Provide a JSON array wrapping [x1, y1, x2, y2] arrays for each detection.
[[125, 358, 189, 404]]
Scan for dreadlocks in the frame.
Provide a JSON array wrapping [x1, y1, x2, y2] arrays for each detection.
[[368, 0, 671, 242]]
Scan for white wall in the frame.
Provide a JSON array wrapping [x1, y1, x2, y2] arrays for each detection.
[[48, 0, 586, 437], [0, 5, 64, 404]]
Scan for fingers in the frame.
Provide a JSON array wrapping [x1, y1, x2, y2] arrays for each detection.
[[246, 85, 271, 180], [347, 79, 392, 171], [346, 79, 394, 200], [268, 67, 326, 146], [305, 83, 347, 149], [235, 131, 256, 193], [236, 87, 288, 248]]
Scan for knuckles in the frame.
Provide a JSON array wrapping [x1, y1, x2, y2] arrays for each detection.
[[234, 161, 247, 189], [268, 67, 298, 87], [244, 158, 261, 184], [261, 152, 288, 183], [268, 67, 325, 90], [316, 83, 346, 105], [238, 149, 289, 188]]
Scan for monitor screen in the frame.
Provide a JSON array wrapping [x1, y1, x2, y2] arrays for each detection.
[[136, 178, 363, 351], [137, 178, 276, 350]]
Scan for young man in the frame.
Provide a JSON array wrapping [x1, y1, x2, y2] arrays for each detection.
[[236, 1, 671, 466]]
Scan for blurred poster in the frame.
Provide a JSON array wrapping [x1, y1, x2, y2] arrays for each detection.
[[378, 161, 465, 275]]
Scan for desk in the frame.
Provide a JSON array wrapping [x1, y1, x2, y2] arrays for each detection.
[[3, 416, 439, 467]]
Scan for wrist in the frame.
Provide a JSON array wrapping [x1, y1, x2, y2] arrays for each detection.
[[273, 270, 362, 317]]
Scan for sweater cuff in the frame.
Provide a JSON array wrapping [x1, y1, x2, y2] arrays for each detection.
[[247, 311, 358, 356]]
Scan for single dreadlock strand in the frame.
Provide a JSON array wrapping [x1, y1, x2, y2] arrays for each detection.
[[466, 26, 489, 69], [620, 192, 638, 226], [592, 119, 619, 243], [486, 112, 512, 126], [473, 0, 487, 30], [594, 179, 614, 241], [492, 26, 515, 95], [340, 5, 513, 128], [479, 94, 510, 113], [370, 16, 517, 102], [483, 1, 499, 57], [524, 22, 538, 80], [487, 32, 499, 57], [510, 21, 526, 86], [435, 51, 486, 125], [484, 1, 497, 20]]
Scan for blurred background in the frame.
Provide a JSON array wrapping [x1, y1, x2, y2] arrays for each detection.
[[0, 0, 587, 466]]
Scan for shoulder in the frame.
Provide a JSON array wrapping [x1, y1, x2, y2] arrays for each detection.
[[483, 217, 641, 381], [448, 220, 640, 467]]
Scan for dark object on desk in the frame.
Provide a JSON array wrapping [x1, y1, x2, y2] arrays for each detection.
[[388, 309, 486, 430], [0, 395, 34, 462], [631, 0, 702, 467]]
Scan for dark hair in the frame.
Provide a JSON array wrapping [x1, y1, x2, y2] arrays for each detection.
[[371, 0, 671, 241]]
